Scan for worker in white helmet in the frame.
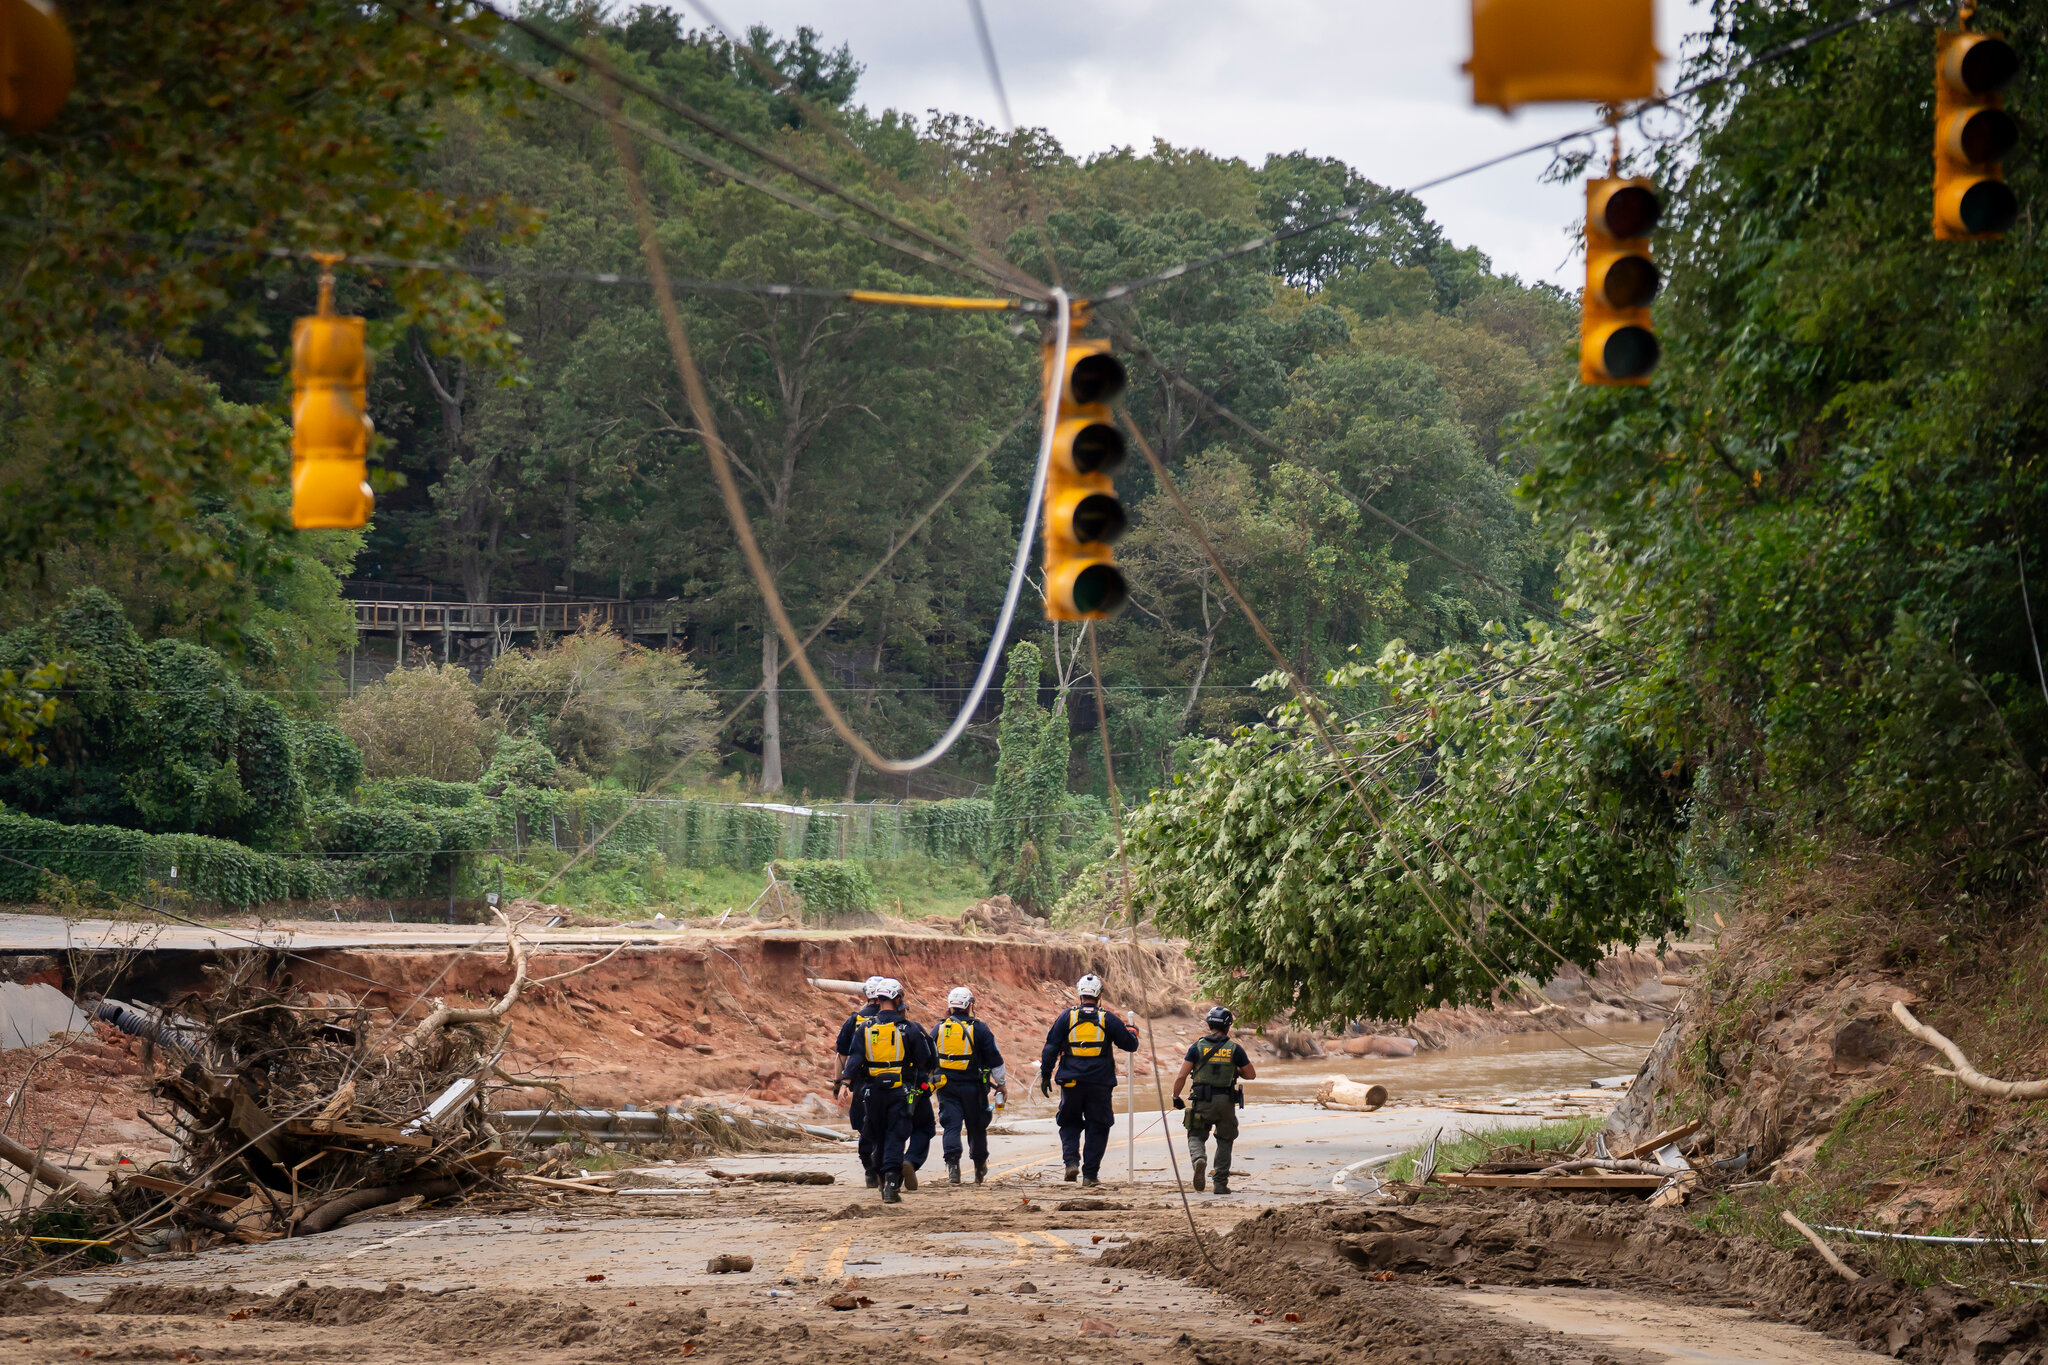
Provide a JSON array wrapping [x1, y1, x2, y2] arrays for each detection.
[[1039, 973, 1137, 1186], [931, 985, 1005, 1184], [832, 976, 890, 1188]]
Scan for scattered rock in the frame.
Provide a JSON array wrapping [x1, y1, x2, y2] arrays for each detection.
[[937, 1303, 968, 1315], [1011, 1282, 1037, 1294], [824, 1294, 871, 1311], [1079, 1318, 1118, 1337], [706, 1255, 753, 1274]]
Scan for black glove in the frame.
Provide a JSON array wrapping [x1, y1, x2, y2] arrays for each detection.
[[1172, 1095, 1185, 1110], [1039, 1077, 1052, 1098], [832, 1077, 845, 1099]]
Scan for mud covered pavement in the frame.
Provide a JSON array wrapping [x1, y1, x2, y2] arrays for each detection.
[[2, 1105, 1902, 1365]]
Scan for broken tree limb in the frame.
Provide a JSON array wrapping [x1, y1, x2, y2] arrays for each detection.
[[1890, 1000, 2048, 1099], [0, 1129, 81, 1196], [1535, 1158, 1683, 1177], [1782, 1209, 1862, 1282], [392, 929, 629, 1059], [300, 1176, 467, 1235]]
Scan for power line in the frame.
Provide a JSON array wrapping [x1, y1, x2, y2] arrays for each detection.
[[1086, 0, 1934, 306]]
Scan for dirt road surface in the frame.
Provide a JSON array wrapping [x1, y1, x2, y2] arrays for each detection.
[[5, 1103, 1888, 1365]]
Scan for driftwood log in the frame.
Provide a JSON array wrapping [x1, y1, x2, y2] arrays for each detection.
[[1890, 1001, 2048, 1099]]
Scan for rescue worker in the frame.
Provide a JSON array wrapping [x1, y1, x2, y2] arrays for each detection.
[[845, 978, 934, 1204], [1039, 973, 1138, 1187], [901, 987, 936, 1190], [832, 976, 888, 1187], [1170, 1005, 1255, 1194], [932, 985, 1005, 1185]]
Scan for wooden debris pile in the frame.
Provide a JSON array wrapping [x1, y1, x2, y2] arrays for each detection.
[[107, 920, 620, 1245]]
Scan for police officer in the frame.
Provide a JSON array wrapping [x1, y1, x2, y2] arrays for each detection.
[[932, 986, 1004, 1185], [845, 978, 934, 1204], [1039, 974, 1138, 1187], [833, 977, 888, 1188], [1171, 1005, 1256, 1194]]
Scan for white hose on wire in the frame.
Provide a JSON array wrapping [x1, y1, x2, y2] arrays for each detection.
[[862, 288, 1070, 773]]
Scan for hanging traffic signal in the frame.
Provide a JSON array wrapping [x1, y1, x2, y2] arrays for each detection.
[[291, 260, 374, 529], [1934, 27, 2019, 241], [1580, 178, 1661, 387], [0, 0, 73, 134], [1467, 0, 1657, 111], [1041, 334, 1129, 622]]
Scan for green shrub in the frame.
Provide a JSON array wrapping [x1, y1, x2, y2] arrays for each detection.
[[772, 858, 877, 915], [0, 808, 322, 906]]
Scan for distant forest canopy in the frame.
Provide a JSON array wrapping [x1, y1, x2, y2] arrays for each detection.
[[2, 1, 1573, 805]]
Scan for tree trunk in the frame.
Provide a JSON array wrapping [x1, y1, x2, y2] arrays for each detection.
[[760, 627, 783, 793]]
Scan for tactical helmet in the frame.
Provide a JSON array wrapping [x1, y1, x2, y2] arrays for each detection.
[[1075, 973, 1103, 998], [947, 986, 974, 1009], [1205, 1005, 1233, 1030]]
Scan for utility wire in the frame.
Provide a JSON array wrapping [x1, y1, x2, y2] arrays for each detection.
[[394, 3, 1016, 297], [0, 217, 1048, 309], [1086, 0, 1934, 306], [964, 0, 1017, 131], [438, 0, 1047, 300]]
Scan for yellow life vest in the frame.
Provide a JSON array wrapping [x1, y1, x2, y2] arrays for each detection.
[[1067, 1006, 1107, 1058], [936, 1017, 976, 1072], [861, 1019, 907, 1086]]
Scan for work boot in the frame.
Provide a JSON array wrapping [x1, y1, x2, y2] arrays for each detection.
[[901, 1166, 918, 1191], [1064, 1165, 1079, 1182], [1080, 1174, 1101, 1188], [865, 1169, 881, 1189], [973, 1161, 987, 1185], [881, 1178, 901, 1205], [1212, 1173, 1230, 1196], [1190, 1157, 1206, 1193], [947, 1160, 962, 1185]]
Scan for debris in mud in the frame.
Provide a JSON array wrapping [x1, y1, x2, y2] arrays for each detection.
[[825, 1293, 871, 1310], [706, 1255, 754, 1273], [1055, 1198, 1127, 1211]]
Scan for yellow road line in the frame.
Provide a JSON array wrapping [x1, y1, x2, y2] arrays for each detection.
[[994, 1232, 1035, 1266], [820, 1236, 853, 1280], [1035, 1231, 1074, 1252], [779, 1219, 836, 1278]]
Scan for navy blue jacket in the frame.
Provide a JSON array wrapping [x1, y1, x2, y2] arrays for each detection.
[[845, 1009, 935, 1089], [930, 1011, 1004, 1089], [834, 1002, 879, 1058], [1041, 1002, 1138, 1087]]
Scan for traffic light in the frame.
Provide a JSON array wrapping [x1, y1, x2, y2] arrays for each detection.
[[1468, 0, 1656, 111], [1041, 335, 1129, 622], [1580, 177, 1661, 386], [0, 0, 73, 134], [291, 263, 374, 529], [1934, 27, 2019, 241]]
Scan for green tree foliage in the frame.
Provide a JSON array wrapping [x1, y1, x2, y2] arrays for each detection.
[[337, 664, 495, 783], [0, 590, 336, 845], [1129, 0, 2048, 1021], [480, 622, 717, 788], [988, 642, 1070, 914]]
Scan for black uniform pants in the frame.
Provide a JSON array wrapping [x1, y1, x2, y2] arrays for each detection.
[[906, 1091, 935, 1170], [849, 1083, 873, 1173], [939, 1084, 991, 1164], [1055, 1082, 1116, 1177], [859, 1082, 913, 1180]]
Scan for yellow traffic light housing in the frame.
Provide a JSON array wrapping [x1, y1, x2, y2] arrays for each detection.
[[1468, 0, 1657, 111], [1580, 177, 1661, 387], [1934, 27, 2019, 241], [0, 0, 73, 134], [291, 259, 374, 530], [1041, 336, 1129, 622]]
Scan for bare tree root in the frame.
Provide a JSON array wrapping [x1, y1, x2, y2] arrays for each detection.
[[390, 920, 628, 1061], [1782, 1209, 1862, 1282], [1890, 1000, 2048, 1099]]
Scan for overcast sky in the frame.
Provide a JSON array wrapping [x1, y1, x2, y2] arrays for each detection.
[[673, 0, 1712, 287]]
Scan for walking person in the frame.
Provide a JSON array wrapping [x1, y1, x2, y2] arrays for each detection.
[[1170, 1006, 1255, 1194], [1039, 974, 1138, 1187], [832, 977, 887, 1187], [932, 986, 1004, 1185], [845, 978, 934, 1204]]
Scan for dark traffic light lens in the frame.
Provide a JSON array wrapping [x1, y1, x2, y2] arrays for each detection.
[[1069, 352, 1127, 405], [1957, 108, 2019, 165], [1601, 325, 1660, 381], [1599, 185, 1662, 239], [1599, 254, 1661, 309], [1070, 563, 1128, 617], [1069, 421, 1126, 475], [1067, 492, 1127, 545], [1958, 179, 2020, 235], [1957, 37, 2019, 94]]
